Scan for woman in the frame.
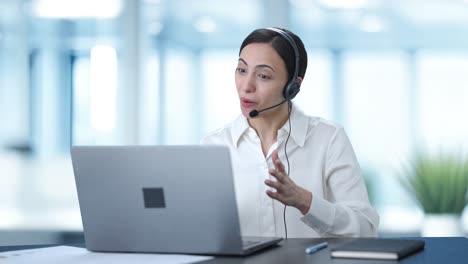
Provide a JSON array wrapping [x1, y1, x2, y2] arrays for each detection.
[[202, 28, 379, 238]]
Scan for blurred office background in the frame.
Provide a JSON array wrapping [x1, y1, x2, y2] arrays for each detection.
[[1, 0, 468, 245]]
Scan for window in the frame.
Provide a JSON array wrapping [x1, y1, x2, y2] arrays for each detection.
[[201, 50, 239, 136], [342, 52, 412, 208], [343, 52, 411, 167], [416, 52, 468, 152], [72, 56, 91, 145], [164, 49, 198, 144], [139, 54, 160, 144], [294, 50, 333, 120], [72, 45, 118, 145]]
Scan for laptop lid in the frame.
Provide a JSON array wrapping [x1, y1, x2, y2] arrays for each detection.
[[71, 145, 248, 255]]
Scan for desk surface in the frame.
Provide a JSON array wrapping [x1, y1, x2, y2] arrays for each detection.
[[1, 237, 467, 263]]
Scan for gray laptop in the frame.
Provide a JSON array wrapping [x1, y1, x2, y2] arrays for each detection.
[[71, 145, 282, 256]]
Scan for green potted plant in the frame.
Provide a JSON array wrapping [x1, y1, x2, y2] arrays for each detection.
[[399, 152, 468, 236]]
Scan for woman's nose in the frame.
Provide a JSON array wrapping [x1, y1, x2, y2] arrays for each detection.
[[240, 74, 256, 93]]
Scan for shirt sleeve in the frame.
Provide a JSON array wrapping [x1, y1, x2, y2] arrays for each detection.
[[300, 127, 379, 237]]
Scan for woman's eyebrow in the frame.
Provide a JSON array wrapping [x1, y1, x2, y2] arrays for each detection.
[[256, 64, 275, 72], [238, 58, 275, 72], [238, 58, 248, 65]]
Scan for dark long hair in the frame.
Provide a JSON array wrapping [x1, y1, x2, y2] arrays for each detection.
[[239, 28, 308, 82]]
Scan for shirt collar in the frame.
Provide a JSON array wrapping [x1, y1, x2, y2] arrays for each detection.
[[231, 114, 250, 147], [230, 104, 309, 148]]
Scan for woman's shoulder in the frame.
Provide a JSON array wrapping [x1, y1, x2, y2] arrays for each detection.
[[200, 115, 244, 145], [314, 117, 343, 131], [292, 105, 343, 135], [297, 115, 350, 150], [201, 123, 233, 144], [303, 113, 344, 136]]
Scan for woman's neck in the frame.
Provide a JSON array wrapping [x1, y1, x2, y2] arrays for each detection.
[[248, 104, 290, 156]]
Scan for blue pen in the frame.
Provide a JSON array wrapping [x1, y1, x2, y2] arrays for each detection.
[[305, 242, 328, 254]]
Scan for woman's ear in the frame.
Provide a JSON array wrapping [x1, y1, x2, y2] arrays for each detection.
[[297, 76, 303, 86]]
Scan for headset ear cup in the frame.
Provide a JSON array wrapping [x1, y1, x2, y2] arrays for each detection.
[[284, 82, 300, 100]]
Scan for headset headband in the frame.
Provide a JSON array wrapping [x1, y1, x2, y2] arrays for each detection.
[[265, 27, 300, 85]]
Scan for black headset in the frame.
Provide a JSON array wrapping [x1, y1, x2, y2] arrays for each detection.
[[264, 27, 300, 239], [265, 27, 301, 100]]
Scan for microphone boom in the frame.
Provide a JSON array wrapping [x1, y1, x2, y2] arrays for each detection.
[[249, 98, 289, 118]]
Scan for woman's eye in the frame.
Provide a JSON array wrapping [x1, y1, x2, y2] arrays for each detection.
[[236, 67, 246, 73], [258, 74, 270, 79]]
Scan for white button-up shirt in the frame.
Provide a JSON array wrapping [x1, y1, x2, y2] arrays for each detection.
[[201, 105, 379, 238]]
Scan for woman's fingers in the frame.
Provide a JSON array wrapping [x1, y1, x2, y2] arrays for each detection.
[[266, 189, 284, 202], [269, 168, 286, 183], [272, 150, 286, 174], [265, 179, 282, 192]]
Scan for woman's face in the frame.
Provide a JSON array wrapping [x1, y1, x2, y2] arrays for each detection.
[[235, 43, 288, 118]]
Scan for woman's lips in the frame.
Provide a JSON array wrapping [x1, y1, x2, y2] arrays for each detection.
[[240, 98, 257, 108]]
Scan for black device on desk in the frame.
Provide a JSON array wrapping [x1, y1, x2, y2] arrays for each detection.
[[331, 238, 425, 260]]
